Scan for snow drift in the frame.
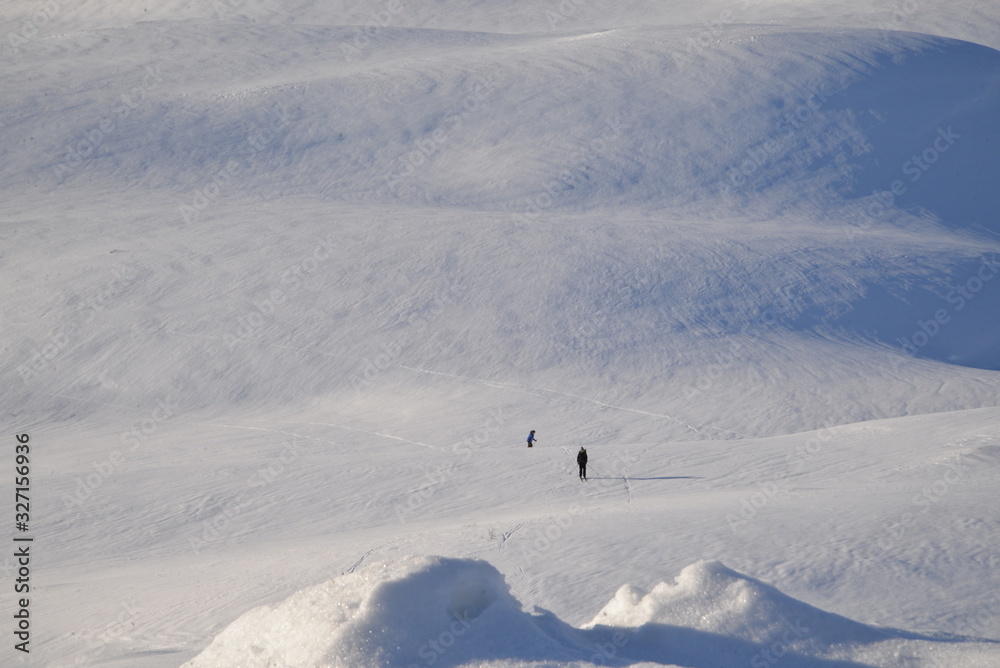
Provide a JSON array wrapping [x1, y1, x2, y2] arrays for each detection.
[[183, 556, 998, 668]]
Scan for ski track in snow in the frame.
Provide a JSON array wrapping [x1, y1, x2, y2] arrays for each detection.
[[345, 547, 378, 574], [302, 421, 444, 451], [199, 422, 337, 445], [498, 522, 526, 576], [199, 421, 442, 451], [170, 329, 359, 362]]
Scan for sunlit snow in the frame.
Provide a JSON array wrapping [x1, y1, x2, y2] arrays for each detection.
[[2, 1, 1000, 666]]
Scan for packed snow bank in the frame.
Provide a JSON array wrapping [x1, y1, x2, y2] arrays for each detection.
[[184, 556, 999, 668], [181, 555, 583, 668], [590, 560, 885, 645]]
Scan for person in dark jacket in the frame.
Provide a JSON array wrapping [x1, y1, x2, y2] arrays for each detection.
[[527, 430, 537, 448], [577, 447, 588, 480]]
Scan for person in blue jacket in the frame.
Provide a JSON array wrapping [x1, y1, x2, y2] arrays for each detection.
[[526, 430, 537, 448]]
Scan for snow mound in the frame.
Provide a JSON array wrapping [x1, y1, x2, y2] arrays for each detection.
[[588, 560, 893, 666], [181, 555, 576, 668], [590, 560, 883, 643], [184, 556, 998, 668]]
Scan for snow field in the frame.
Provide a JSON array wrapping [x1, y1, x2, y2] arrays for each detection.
[[2, 0, 1000, 666]]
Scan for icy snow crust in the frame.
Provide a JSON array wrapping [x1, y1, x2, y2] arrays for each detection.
[[3, 0, 1000, 666]]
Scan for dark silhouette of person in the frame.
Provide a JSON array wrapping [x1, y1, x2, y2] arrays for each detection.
[[527, 430, 537, 448], [577, 447, 588, 480]]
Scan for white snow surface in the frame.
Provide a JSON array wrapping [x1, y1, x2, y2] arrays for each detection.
[[3, 0, 1000, 666]]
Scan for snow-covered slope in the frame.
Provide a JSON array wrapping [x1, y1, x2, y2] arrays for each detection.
[[5, 22, 1000, 433], [5, 21, 1000, 220], [2, 0, 1000, 666]]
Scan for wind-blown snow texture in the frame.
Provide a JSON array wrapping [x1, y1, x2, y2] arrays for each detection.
[[2, 1, 1000, 666]]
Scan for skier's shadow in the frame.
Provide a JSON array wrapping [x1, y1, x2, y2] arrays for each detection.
[[589, 476, 701, 480]]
